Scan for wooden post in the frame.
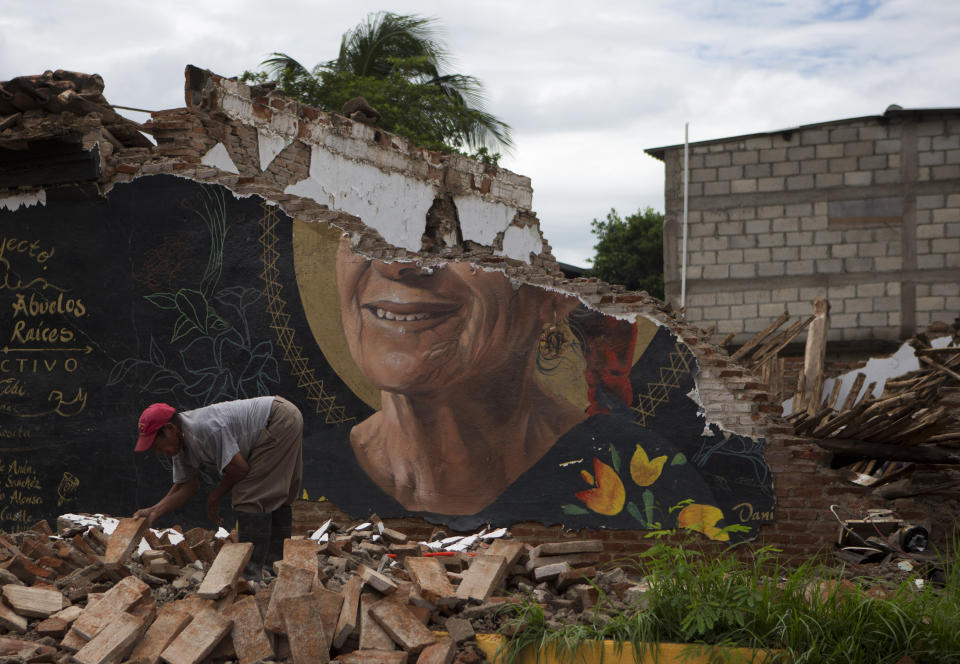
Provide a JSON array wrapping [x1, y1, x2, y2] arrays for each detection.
[[802, 298, 830, 416]]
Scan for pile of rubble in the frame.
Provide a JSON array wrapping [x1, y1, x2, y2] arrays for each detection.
[[0, 515, 641, 664]]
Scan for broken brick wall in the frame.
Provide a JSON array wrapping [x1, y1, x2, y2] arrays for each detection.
[[1, 67, 944, 559]]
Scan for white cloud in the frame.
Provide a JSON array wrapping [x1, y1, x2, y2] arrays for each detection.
[[3, 0, 959, 267]]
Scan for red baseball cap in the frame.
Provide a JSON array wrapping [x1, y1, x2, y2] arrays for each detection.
[[135, 403, 176, 452]]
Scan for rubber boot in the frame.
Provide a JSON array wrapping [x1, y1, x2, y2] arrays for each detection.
[[267, 505, 292, 567], [236, 511, 272, 580]]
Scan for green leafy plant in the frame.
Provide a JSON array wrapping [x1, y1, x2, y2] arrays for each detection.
[[497, 539, 960, 664]]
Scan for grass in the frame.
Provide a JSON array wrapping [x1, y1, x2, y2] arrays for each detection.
[[496, 541, 960, 664]]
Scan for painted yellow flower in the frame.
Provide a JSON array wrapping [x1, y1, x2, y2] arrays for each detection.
[[630, 444, 667, 487], [677, 503, 730, 541], [575, 458, 626, 516]]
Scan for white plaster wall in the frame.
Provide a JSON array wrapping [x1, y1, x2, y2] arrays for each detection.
[[257, 131, 290, 172], [0, 189, 46, 211], [285, 145, 435, 252], [454, 195, 518, 246], [200, 143, 240, 174], [496, 224, 544, 262]]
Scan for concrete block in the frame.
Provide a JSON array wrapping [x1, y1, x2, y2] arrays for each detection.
[[730, 264, 756, 278], [127, 607, 191, 664], [730, 235, 756, 249], [875, 256, 903, 271], [744, 163, 771, 178], [717, 165, 742, 180], [816, 173, 843, 188], [844, 171, 872, 186], [875, 138, 901, 154], [369, 600, 437, 653], [801, 158, 828, 174], [858, 155, 887, 170], [787, 174, 815, 190], [844, 258, 874, 272], [280, 593, 329, 664], [197, 542, 252, 599], [717, 221, 743, 235], [704, 181, 731, 195], [417, 638, 456, 664], [816, 143, 844, 159], [844, 140, 873, 157], [702, 264, 730, 279], [772, 217, 800, 232], [728, 206, 757, 221], [829, 156, 857, 173], [933, 208, 960, 223], [756, 233, 785, 248], [859, 312, 887, 327], [858, 242, 888, 257], [917, 254, 946, 269], [160, 608, 232, 664], [947, 222, 960, 238], [758, 263, 785, 277], [830, 127, 858, 142], [829, 243, 857, 259], [772, 247, 799, 261], [74, 612, 144, 664], [933, 135, 960, 150], [730, 304, 757, 319], [786, 260, 814, 276], [933, 238, 960, 254], [799, 245, 827, 260], [817, 259, 844, 273], [758, 303, 785, 318], [716, 249, 743, 264], [733, 150, 759, 165], [918, 151, 945, 166], [745, 219, 770, 234], [731, 178, 758, 193], [759, 176, 786, 192], [813, 230, 842, 245], [786, 230, 815, 245], [745, 136, 772, 150], [787, 145, 815, 160], [932, 164, 960, 179], [691, 167, 717, 182], [759, 148, 786, 162], [704, 153, 731, 167], [773, 161, 799, 176]]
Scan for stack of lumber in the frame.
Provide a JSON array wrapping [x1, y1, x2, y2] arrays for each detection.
[[727, 299, 960, 497], [0, 516, 635, 664]]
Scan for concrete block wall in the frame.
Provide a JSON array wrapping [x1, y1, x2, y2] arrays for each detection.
[[650, 109, 960, 345]]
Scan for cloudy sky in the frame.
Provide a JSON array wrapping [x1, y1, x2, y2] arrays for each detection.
[[3, 1, 959, 266]]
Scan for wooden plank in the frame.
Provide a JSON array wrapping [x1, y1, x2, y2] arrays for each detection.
[[104, 518, 148, 566], [197, 542, 252, 599], [800, 298, 830, 416], [731, 311, 790, 362]]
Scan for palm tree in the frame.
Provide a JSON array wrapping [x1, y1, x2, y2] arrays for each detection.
[[255, 12, 511, 154]]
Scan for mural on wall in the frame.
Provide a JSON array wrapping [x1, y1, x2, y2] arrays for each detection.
[[0, 175, 774, 541]]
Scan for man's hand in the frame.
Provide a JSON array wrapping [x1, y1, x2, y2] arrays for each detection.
[[133, 507, 157, 528], [206, 495, 222, 526]]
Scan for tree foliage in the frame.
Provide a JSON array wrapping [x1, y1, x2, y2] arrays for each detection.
[[241, 12, 511, 158], [589, 207, 665, 299]]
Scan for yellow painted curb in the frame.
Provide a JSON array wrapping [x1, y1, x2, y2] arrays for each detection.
[[472, 633, 783, 664]]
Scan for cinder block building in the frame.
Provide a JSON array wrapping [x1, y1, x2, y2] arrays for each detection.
[[646, 107, 960, 346]]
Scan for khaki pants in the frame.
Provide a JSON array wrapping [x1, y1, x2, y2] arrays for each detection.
[[232, 397, 303, 513]]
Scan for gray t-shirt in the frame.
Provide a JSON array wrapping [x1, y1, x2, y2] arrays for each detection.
[[171, 397, 273, 484]]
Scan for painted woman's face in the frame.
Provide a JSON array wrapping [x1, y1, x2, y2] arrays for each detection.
[[336, 240, 549, 394]]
